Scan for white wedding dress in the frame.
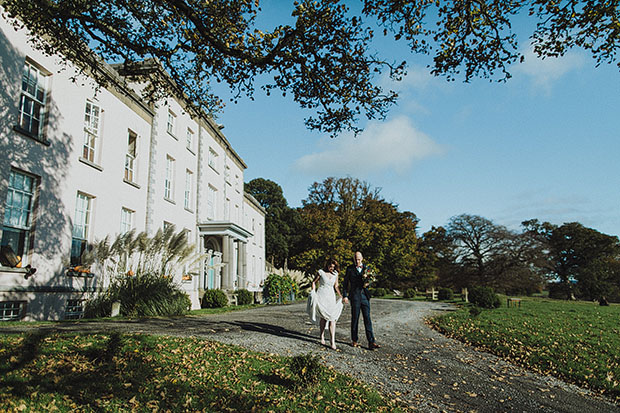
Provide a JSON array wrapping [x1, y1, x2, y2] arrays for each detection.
[[307, 269, 343, 325]]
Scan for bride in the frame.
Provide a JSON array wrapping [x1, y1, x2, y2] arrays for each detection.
[[307, 258, 344, 350]]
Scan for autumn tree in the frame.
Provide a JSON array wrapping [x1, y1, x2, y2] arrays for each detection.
[[4, 0, 620, 136], [245, 178, 301, 268], [291, 176, 424, 289]]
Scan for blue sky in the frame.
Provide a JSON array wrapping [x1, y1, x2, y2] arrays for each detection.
[[213, 3, 620, 237]]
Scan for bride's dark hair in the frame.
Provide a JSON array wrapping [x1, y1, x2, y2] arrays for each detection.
[[323, 258, 339, 273]]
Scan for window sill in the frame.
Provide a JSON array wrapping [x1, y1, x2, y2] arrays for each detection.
[[79, 157, 104, 171], [123, 178, 141, 189], [0, 266, 29, 274], [184, 207, 194, 214], [186, 147, 196, 156], [13, 125, 51, 146], [164, 197, 176, 205], [208, 165, 219, 174], [168, 131, 177, 140]]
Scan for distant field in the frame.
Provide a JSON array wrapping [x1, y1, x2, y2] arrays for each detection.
[[430, 297, 620, 401]]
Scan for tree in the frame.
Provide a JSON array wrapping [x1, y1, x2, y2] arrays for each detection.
[[523, 219, 620, 299], [245, 178, 300, 268], [4, 0, 620, 136], [291, 176, 424, 289], [445, 214, 544, 293], [579, 257, 620, 302]]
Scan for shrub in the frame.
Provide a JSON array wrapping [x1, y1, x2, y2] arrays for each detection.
[[469, 306, 483, 317], [438, 287, 454, 300], [404, 288, 417, 299], [468, 286, 501, 309], [289, 353, 324, 386], [202, 289, 229, 308], [372, 288, 388, 297], [84, 293, 114, 318], [236, 289, 253, 305], [264, 273, 299, 303], [84, 272, 191, 318]]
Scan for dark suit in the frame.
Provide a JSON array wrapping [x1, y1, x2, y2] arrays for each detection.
[[343, 264, 375, 344]]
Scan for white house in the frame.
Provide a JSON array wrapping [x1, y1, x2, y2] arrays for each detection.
[[0, 10, 266, 321]]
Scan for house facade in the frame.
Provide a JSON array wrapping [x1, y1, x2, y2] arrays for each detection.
[[0, 11, 266, 321]]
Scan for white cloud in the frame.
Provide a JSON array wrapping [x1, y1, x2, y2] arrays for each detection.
[[513, 46, 585, 92], [293, 116, 445, 178]]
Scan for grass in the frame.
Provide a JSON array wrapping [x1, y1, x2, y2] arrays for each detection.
[[0, 332, 403, 412], [429, 297, 620, 400], [189, 303, 266, 315]]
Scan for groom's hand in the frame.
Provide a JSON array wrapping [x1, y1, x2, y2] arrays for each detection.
[[343, 297, 349, 304]]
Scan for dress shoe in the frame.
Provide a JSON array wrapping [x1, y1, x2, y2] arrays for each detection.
[[351, 341, 359, 347], [368, 342, 381, 350]]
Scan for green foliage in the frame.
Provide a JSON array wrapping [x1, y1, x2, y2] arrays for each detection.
[[236, 289, 254, 305], [202, 289, 229, 309], [371, 288, 388, 297], [246, 178, 302, 268], [403, 288, 417, 299], [0, 333, 398, 411], [577, 257, 620, 302], [85, 272, 191, 318], [468, 306, 483, 317], [548, 282, 573, 300], [438, 287, 454, 300], [264, 273, 299, 303], [85, 226, 202, 294], [524, 220, 620, 300], [430, 298, 620, 400], [468, 286, 500, 309], [289, 353, 324, 387], [8, 0, 619, 138], [291, 177, 424, 290]]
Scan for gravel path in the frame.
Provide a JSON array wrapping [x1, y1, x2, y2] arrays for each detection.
[[2, 299, 619, 412]]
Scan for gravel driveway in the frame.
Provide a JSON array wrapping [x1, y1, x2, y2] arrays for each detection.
[[2, 299, 619, 412]]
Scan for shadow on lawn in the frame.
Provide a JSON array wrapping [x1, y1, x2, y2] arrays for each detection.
[[229, 320, 317, 344], [0, 332, 282, 411]]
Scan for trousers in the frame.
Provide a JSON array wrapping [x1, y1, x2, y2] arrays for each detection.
[[350, 293, 375, 344]]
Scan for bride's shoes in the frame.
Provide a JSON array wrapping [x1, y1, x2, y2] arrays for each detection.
[[330, 343, 337, 350], [320, 337, 326, 345]]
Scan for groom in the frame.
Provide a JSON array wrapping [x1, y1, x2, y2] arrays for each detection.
[[343, 251, 380, 350]]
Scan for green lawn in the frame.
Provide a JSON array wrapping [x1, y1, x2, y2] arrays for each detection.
[[0, 332, 402, 412], [429, 297, 620, 400]]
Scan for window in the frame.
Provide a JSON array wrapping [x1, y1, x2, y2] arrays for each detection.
[[125, 130, 137, 182], [1, 170, 36, 260], [167, 110, 176, 136], [208, 147, 218, 171], [120, 207, 134, 234], [163, 221, 174, 232], [82, 101, 101, 162], [225, 198, 230, 220], [164, 156, 175, 200], [18, 61, 48, 138], [0, 301, 26, 321], [225, 165, 231, 185], [207, 185, 217, 220], [184, 169, 193, 210], [186, 128, 194, 151], [65, 299, 84, 320], [71, 192, 93, 265], [235, 174, 241, 192]]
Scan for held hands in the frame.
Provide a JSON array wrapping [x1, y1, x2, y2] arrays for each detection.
[[343, 297, 349, 304]]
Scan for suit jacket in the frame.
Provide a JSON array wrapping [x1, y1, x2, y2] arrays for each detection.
[[343, 264, 371, 301]]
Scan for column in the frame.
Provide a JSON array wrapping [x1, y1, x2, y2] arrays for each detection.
[[239, 242, 247, 289]]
